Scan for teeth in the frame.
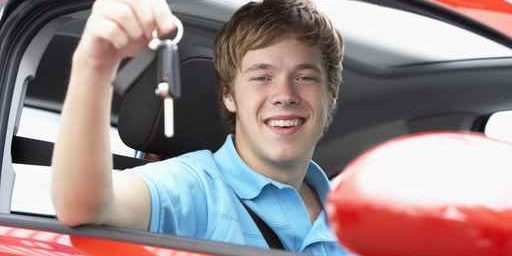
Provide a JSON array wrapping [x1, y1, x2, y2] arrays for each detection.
[[268, 119, 301, 127]]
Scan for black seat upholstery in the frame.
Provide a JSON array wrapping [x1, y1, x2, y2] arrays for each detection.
[[117, 56, 229, 158], [27, 33, 228, 159]]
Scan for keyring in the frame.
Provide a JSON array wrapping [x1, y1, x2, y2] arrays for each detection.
[[148, 14, 184, 49]]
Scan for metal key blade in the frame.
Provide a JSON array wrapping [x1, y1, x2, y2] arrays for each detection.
[[164, 96, 174, 138]]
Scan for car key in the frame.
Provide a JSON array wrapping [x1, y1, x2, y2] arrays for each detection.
[[112, 14, 183, 138], [150, 16, 183, 138], [153, 41, 181, 138]]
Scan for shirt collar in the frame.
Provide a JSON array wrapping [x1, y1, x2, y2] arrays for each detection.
[[214, 135, 332, 202], [214, 135, 272, 199], [302, 211, 340, 249], [304, 161, 331, 204]]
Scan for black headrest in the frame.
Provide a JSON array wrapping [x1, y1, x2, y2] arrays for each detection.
[[117, 56, 228, 157]]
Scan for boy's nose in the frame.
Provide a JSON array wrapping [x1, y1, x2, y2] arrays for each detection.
[[270, 79, 300, 106]]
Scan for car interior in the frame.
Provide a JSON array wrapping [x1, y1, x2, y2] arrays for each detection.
[[1, 0, 512, 254]]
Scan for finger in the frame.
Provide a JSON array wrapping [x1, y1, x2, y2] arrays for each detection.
[[96, 0, 145, 42], [118, 0, 155, 41], [149, 0, 176, 37], [87, 15, 130, 51]]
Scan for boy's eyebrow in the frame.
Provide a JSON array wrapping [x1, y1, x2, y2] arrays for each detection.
[[295, 63, 322, 73], [243, 63, 274, 73], [243, 63, 323, 73]]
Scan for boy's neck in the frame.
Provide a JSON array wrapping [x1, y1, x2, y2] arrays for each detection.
[[233, 137, 313, 189], [255, 161, 309, 189]]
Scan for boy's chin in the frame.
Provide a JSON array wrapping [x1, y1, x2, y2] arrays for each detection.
[[266, 148, 309, 165]]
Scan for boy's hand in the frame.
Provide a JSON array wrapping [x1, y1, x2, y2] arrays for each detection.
[[74, 0, 176, 70]]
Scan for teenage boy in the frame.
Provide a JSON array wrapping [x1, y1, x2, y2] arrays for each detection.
[[52, 0, 346, 254]]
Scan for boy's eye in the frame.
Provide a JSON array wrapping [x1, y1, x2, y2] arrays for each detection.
[[249, 76, 271, 82], [296, 76, 319, 82]]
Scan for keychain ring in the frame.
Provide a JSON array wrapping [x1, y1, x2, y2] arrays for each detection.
[[149, 14, 184, 49]]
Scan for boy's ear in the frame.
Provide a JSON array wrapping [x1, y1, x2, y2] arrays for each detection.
[[223, 92, 237, 113], [331, 87, 340, 106]]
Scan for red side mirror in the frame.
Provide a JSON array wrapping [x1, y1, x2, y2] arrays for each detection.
[[327, 132, 512, 256]]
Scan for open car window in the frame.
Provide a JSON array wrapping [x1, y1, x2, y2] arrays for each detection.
[[9, 0, 512, 217]]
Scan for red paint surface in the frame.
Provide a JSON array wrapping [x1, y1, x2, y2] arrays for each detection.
[[0, 226, 209, 256], [429, 0, 512, 37], [327, 132, 512, 256]]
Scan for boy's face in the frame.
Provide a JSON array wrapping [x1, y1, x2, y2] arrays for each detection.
[[223, 37, 332, 168]]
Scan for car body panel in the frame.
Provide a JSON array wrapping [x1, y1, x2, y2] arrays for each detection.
[[429, 0, 512, 37], [0, 225, 209, 256]]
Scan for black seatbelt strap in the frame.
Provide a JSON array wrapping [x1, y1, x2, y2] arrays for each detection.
[[240, 201, 285, 250], [11, 136, 147, 169]]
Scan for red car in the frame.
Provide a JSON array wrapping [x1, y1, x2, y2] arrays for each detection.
[[0, 0, 511, 255], [431, 0, 512, 37]]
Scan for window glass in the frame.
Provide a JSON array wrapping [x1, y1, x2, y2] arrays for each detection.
[[315, 0, 512, 68], [17, 107, 135, 157], [485, 111, 512, 143], [11, 16, 134, 215], [13, 107, 134, 215]]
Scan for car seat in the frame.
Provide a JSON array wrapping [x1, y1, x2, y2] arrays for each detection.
[[116, 53, 229, 159]]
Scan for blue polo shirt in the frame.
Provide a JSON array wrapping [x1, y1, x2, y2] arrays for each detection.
[[134, 135, 348, 255]]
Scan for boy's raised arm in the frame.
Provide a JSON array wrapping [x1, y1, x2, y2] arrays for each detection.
[[51, 0, 176, 230]]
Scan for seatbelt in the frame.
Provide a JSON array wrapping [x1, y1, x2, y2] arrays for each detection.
[[241, 201, 285, 250], [11, 136, 147, 169]]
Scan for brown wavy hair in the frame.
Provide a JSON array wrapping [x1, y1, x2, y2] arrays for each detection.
[[214, 0, 344, 131]]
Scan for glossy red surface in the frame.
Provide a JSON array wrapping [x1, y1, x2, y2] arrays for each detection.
[[431, 0, 512, 12], [429, 0, 512, 37], [327, 132, 512, 256], [0, 226, 208, 256]]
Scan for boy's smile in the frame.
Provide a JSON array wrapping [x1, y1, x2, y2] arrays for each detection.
[[223, 36, 332, 181]]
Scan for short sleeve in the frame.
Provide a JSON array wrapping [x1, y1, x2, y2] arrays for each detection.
[[128, 158, 209, 238]]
